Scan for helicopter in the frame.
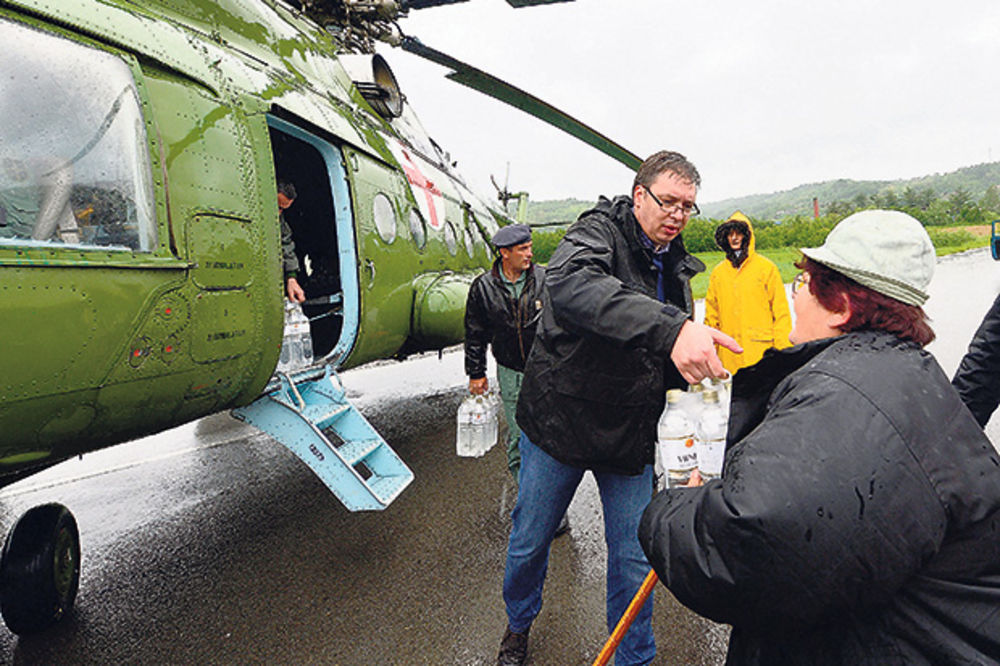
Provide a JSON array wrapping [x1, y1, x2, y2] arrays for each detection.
[[0, 0, 641, 635]]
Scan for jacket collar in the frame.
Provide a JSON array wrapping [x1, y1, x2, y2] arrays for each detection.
[[728, 331, 914, 444], [728, 335, 840, 444]]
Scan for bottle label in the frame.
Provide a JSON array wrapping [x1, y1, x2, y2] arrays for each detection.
[[659, 436, 697, 472], [698, 437, 725, 477]]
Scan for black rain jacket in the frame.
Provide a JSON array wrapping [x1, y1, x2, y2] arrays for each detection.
[[516, 196, 704, 475], [952, 292, 1000, 427], [464, 260, 545, 377], [639, 330, 1000, 665]]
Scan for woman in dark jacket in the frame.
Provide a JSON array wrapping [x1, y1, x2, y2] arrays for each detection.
[[639, 210, 1000, 665]]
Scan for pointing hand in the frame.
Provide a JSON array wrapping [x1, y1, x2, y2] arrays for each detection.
[[670, 321, 741, 385]]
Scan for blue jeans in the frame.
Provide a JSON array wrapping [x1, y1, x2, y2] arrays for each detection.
[[503, 434, 656, 666]]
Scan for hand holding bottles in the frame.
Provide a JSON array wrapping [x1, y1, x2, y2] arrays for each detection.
[[655, 381, 730, 488], [456, 391, 499, 457], [276, 302, 313, 373], [684, 469, 704, 487]]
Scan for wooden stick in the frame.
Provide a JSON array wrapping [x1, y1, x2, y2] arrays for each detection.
[[591, 569, 659, 666]]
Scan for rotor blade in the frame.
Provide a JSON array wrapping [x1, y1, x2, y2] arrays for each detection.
[[506, 0, 575, 6], [402, 0, 572, 10], [400, 36, 641, 171], [401, 0, 471, 9]]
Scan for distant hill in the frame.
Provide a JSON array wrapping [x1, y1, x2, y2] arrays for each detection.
[[522, 198, 593, 226], [526, 161, 1000, 224]]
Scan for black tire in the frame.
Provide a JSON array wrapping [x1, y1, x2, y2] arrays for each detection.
[[0, 503, 80, 635]]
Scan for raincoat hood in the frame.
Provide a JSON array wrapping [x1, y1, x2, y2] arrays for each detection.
[[715, 211, 754, 268]]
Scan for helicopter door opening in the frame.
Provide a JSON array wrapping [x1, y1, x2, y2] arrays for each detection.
[[267, 116, 359, 364]]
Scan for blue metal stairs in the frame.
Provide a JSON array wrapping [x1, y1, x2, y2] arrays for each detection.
[[231, 367, 413, 511]]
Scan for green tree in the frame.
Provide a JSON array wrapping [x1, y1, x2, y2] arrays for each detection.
[[681, 218, 717, 253], [980, 185, 1000, 215], [919, 199, 953, 226], [948, 187, 974, 217], [825, 200, 854, 217], [918, 187, 937, 209], [875, 189, 899, 209], [902, 186, 921, 209]]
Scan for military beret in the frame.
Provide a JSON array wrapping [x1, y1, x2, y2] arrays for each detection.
[[492, 223, 531, 248]]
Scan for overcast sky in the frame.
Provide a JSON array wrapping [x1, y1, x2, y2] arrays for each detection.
[[383, 0, 1000, 206]]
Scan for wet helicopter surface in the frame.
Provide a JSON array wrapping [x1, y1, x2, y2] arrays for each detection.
[[0, 0, 646, 636]]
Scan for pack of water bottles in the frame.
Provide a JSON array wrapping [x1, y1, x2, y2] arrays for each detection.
[[456, 390, 500, 457], [654, 377, 731, 490], [276, 301, 313, 374]]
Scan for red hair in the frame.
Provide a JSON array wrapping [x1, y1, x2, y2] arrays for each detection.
[[796, 257, 935, 347]]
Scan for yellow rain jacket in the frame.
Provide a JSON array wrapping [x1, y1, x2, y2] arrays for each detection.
[[704, 211, 792, 373]]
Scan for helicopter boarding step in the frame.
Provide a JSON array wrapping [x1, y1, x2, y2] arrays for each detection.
[[231, 367, 413, 511]]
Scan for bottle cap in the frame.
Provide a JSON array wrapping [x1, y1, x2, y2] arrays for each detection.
[[666, 389, 684, 403], [702, 389, 719, 403]]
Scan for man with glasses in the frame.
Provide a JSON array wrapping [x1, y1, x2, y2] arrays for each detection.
[[495, 151, 741, 666]]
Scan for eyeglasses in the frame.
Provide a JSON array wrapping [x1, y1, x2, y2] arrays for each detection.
[[792, 272, 809, 294], [643, 185, 700, 217]]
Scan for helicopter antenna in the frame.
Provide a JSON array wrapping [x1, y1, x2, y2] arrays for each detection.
[[491, 163, 515, 213], [501, 161, 511, 214]]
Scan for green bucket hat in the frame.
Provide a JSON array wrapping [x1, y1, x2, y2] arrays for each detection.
[[800, 210, 935, 306]]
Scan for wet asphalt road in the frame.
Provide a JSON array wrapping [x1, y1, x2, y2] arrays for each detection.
[[0, 379, 726, 665], [0, 248, 995, 665]]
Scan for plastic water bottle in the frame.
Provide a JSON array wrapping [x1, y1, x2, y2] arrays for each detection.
[[277, 302, 313, 373], [695, 389, 728, 481], [456, 393, 498, 457], [657, 389, 697, 488], [709, 376, 732, 413], [685, 381, 706, 424], [486, 389, 503, 424]]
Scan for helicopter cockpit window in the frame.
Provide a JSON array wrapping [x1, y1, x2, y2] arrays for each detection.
[[0, 19, 156, 252], [442, 221, 458, 256], [372, 193, 397, 244], [409, 209, 426, 250]]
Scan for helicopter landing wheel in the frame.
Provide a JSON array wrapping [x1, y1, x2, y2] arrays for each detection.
[[0, 503, 80, 635]]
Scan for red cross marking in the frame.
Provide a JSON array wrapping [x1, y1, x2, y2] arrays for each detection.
[[396, 146, 444, 230]]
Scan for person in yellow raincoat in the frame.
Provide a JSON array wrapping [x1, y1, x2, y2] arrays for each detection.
[[704, 211, 791, 373]]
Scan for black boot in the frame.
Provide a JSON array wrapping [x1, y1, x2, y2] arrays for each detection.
[[496, 625, 529, 665]]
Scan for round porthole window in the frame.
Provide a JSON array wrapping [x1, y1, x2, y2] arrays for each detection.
[[373, 193, 397, 243], [409, 208, 426, 249], [443, 221, 457, 256]]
